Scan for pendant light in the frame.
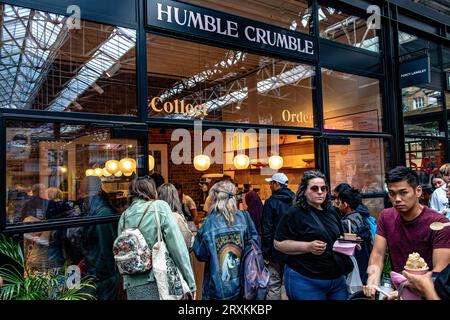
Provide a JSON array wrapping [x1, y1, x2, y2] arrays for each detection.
[[105, 160, 120, 174], [193, 154, 210, 171], [102, 167, 112, 177], [119, 158, 136, 175], [85, 169, 94, 176], [234, 154, 249, 169], [233, 132, 249, 169], [94, 167, 103, 177], [114, 170, 123, 177], [268, 155, 284, 170], [149, 154, 155, 171]]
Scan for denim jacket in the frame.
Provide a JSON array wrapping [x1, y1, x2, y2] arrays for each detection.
[[193, 210, 259, 300]]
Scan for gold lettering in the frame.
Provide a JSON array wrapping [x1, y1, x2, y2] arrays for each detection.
[[164, 101, 174, 113], [174, 99, 180, 113], [150, 97, 209, 116], [282, 109, 290, 122], [150, 97, 163, 112], [201, 104, 208, 116], [185, 103, 194, 114]]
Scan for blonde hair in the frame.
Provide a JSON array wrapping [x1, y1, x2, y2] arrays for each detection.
[[209, 180, 237, 225], [439, 163, 450, 176]]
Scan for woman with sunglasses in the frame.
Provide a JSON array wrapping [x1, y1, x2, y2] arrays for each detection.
[[274, 170, 348, 300]]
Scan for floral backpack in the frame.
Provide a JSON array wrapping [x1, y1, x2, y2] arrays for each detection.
[[113, 203, 153, 275]]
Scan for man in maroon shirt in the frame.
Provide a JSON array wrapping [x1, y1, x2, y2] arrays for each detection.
[[364, 166, 450, 298]]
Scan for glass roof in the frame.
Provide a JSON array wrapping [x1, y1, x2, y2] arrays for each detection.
[[0, 4, 136, 111], [0, 5, 66, 108]]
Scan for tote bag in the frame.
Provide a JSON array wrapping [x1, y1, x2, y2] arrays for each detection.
[[152, 204, 191, 300]]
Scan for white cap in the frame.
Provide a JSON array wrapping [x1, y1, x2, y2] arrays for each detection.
[[265, 173, 289, 185]]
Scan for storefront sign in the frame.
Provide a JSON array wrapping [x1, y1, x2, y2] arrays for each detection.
[[399, 56, 430, 88], [146, 0, 316, 61], [149, 96, 208, 116], [281, 109, 313, 124]]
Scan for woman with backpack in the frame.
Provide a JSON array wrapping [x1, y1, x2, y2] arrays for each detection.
[[193, 180, 259, 300], [157, 183, 194, 251], [274, 170, 350, 300], [117, 177, 196, 300]]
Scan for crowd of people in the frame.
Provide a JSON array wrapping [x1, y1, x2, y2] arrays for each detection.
[[2, 164, 450, 301]]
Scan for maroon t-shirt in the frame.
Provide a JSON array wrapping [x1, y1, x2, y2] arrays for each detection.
[[377, 206, 450, 273]]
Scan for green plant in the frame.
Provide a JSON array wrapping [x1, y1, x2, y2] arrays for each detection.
[[0, 234, 96, 300]]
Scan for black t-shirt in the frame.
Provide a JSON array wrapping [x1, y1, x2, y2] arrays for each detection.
[[275, 205, 344, 279]]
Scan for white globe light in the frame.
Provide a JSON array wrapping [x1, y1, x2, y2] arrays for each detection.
[[234, 154, 249, 169], [123, 171, 134, 177], [85, 169, 94, 176], [114, 170, 123, 177], [268, 155, 284, 170], [105, 160, 120, 174], [193, 155, 210, 171], [93, 168, 103, 177], [119, 158, 136, 173], [149, 155, 155, 171], [102, 167, 112, 177]]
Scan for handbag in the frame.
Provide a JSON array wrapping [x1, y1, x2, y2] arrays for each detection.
[[152, 203, 191, 300], [309, 209, 354, 275]]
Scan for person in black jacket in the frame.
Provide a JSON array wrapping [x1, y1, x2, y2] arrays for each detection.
[[261, 172, 295, 300], [336, 187, 372, 284]]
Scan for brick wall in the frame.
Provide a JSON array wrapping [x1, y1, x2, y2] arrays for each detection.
[[149, 128, 223, 208]]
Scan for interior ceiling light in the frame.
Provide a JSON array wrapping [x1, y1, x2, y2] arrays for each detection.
[[119, 158, 136, 173], [102, 167, 112, 177], [268, 155, 284, 170], [149, 155, 155, 171], [234, 154, 250, 170], [94, 167, 103, 177], [114, 170, 123, 177], [105, 160, 120, 174], [85, 169, 95, 176], [193, 154, 211, 171]]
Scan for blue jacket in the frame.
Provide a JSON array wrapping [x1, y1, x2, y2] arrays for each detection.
[[193, 210, 259, 300]]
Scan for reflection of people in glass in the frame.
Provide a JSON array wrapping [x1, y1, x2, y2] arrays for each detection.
[[21, 184, 49, 221], [78, 176, 119, 300], [7, 133, 30, 160], [45, 187, 72, 219]]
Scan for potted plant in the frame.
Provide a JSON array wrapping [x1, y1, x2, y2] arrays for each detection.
[[0, 234, 96, 300]]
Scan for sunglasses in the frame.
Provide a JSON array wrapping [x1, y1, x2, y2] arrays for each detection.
[[309, 185, 328, 193]]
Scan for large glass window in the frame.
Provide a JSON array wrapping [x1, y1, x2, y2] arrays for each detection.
[[329, 138, 389, 194], [147, 34, 315, 128], [6, 121, 143, 226], [148, 127, 315, 218], [319, 4, 379, 52], [183, 0, 312, 34], [0, 4, 136, 115], [399, 32, 443, 137], [322, 69, 383, 132]]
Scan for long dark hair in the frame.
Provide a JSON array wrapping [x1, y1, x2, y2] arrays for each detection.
[[293, 170, 332, 210]]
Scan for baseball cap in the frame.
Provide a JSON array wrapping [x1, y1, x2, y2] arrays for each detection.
[[265, 173, 289, 185]]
